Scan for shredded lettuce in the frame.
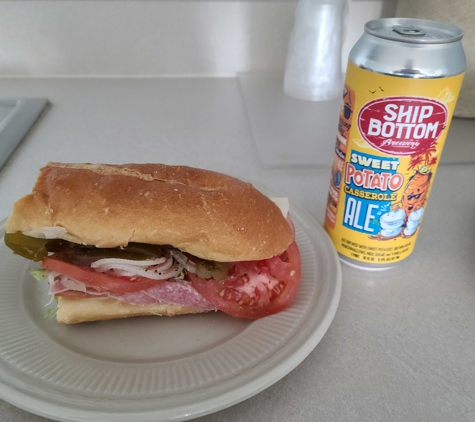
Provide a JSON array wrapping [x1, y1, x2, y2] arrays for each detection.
[[30, 268, 49, 281], [28, 269, 56, 318], [45, 296, 58, 319], [45, 307, 57, 319]]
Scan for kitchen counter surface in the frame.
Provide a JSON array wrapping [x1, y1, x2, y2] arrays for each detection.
[[0, 76, 474, 422]]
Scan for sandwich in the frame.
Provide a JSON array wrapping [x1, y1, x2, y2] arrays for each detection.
[[3, 163, 301, 324]]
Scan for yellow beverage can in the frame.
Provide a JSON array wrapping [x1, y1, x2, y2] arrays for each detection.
[[324, 18, 465, 268]]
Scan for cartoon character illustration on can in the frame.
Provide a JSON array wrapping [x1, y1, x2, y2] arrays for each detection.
[[372, 167, 431, 240]]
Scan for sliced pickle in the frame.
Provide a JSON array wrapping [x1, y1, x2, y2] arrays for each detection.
[[4, 232, 164, 263], [45, 239, 70, 253], [53, 243, 164, 266], [4, 232, 49, 262], [196, 260, 229, 280], [121, 243, 164, 258], [66, 246, 152, 262]]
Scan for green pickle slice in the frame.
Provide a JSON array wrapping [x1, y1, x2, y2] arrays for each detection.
[[196, 260, 229, 280], [4, 232, 49, 262], [4, 232, 164, 262]]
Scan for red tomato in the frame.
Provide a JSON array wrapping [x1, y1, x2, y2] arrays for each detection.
[[42, 256, 164, 294], [188, 240, 301, 319]]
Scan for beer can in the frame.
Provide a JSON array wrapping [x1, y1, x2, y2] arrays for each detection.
[[323, 18, 466, 269]]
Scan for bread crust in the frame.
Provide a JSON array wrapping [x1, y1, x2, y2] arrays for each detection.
[[56, 296, 211, 324], [5, 163, 293, 261]]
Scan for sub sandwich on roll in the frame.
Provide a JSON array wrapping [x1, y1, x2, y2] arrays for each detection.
[[4, 163, 301, 324]]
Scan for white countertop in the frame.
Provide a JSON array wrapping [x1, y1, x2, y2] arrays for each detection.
[[0, 75, 474, 422]]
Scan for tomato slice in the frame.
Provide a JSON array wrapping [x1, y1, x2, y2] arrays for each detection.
[[42, 256, 164, 294], [188, 241, 301, 319]]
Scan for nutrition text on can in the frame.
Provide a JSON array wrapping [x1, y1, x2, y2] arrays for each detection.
[[324, 18, 466, 268]]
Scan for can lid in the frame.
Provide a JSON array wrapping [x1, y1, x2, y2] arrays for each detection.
[[365, 18, 463, 44]]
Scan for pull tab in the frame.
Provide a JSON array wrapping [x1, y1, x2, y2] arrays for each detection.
[[393, 25, 427, 36]]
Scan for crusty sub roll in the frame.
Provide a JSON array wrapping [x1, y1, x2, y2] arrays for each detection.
[[5, 162, 293, 262], [56, 297, 211, 324], [5, 163, 299, 324]]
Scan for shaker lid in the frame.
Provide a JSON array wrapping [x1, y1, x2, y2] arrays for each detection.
[[365, 18, 463, 44]]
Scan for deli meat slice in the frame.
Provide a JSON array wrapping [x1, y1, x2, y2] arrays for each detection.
[[48, 273, 215, 311], [118, 281, 215, 309]]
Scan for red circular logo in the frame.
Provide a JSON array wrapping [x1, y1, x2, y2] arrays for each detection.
[[357, 96, 447, 156]]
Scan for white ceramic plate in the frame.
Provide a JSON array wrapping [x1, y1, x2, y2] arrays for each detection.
[[0, 198, 341, 422]]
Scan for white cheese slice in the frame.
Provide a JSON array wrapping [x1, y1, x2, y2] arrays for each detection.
[[23, 226, 67, 239], [271, 197, 290, 218]]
